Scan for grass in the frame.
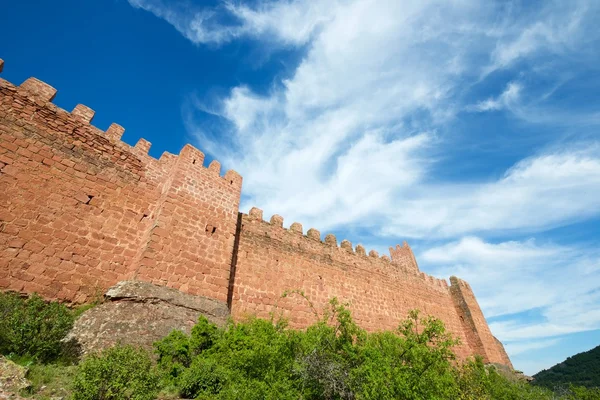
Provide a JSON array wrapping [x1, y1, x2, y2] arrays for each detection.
[[19, 363, 77, 399]]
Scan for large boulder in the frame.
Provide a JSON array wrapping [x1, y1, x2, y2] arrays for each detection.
[[66, 281, 230, 355]]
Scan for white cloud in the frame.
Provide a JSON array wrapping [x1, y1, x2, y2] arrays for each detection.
[[381, 146, 600, 238], [127, 0, 337, 46], [488, 1, 592, 71], [421, 236, 600, 368], [469, 81, 522, 112], [504, 338, 561, 357], [146, 0, 600, 240]]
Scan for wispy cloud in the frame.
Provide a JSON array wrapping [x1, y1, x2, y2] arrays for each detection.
[[488, 1, 592, 71], [127, 0, 335, 46], [170, 0, 600, 239], [382, 146, 600, 238], [505, 338, 561, 357], [421, 235, 600, 369], [422, 236, 600, 319], [469, 81, 522, 112], [422, 234, 600, 372]]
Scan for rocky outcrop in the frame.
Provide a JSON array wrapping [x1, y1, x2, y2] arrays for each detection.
[[0, 356, 29, 399], [489, 363, 533, 383], [66, 281, 230, 355]]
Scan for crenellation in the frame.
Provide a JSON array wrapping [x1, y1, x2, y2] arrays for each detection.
[[0, 59, 512, 369], [306, 228, 320, 241], [134, 138, 151, 155], [324, 233, 337, 247], [340, 239, 353, 251], [19, 77, 57, 102], [208, 159, 221, 175], [159, 151, 176, 164], [249, 207, 264, 220], [290, 222, 303, 234], [178, 143, 205, 166], [270, 214, 284, 227], [224, 169, 242, 187], [355, 244, 366, 256], [71, 104, 95, 123], [105, 123, 125, 141]]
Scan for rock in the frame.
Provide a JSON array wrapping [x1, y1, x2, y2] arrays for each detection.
[[65, 280, 230, 355], [0, 356, 30, 398], [486, 363, 533, 382]]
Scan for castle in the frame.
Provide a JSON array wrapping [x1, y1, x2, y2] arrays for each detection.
[[0, 59, 512, 367]]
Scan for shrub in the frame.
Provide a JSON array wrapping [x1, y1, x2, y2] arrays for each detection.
[[71, 345, 159, 400], [0, 291, 74, 363], [179, 357, 226, 398], [154, 316, 223, 388], [152, 296, 600, 399], [20, 363, 77, 398], [154, 329, 192, 386], [349, 310, 460, 400]]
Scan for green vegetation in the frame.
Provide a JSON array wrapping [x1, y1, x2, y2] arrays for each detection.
[[534, 345, 600, 390], [0, 291, 89, 399], [0, 291, 74, 363], [72, 345, 160, 400], [150, 298, 598, 400], [0, 290, 598, 399], [19, 363, 77, 399]]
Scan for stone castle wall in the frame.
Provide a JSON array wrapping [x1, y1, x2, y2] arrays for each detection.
[[0, 59, 512, 367], [0, 59, 241, 304]]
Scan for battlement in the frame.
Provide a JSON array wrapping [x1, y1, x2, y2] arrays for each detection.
[[0, 60, 242, 190], [241, 207, 448, 291]]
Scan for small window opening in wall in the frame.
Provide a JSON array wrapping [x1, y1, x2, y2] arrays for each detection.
[[192, 159, 196, 165], [85, 195, 94, 205], [205, 225, 217, 236]]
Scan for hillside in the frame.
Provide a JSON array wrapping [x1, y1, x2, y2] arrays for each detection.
[[533, 345, 600, 389]]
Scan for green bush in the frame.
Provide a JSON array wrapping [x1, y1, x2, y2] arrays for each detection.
[[3, 289, 595, 400], [349, 310, 460, 400], [153, 299, 468, 399], [0, 291, 74, 363], [154, 297, 599, 400], [455, 357, 555, 400], [179, 357, 226, 398], [72, 345, 159, 400], [154, 329, 192, 387]]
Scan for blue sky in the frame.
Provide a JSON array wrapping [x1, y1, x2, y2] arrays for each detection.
[[1, 0, 599, 375]]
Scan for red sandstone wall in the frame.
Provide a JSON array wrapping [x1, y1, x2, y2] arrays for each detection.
[[449, 276, 513, 367], [132, 145, 242, 303], [0, 62, 241, 304], [494, 336, 513, 368], [230, 208, 477, 360], [0, 59, 511, 368], [231, 208, 512, 365]]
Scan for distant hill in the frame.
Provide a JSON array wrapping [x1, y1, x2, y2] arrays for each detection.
[[533, 345, 600, 389]]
